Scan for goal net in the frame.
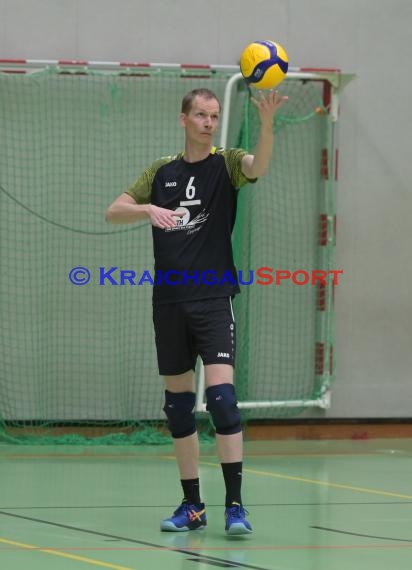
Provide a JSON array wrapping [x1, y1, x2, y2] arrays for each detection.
[[0, 61, 343, 443]]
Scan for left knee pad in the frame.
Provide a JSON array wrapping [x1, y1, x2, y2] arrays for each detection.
[[205, 383, 241, 435]]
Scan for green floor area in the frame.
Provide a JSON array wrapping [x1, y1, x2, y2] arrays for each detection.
[[0, 439, 411, 569]]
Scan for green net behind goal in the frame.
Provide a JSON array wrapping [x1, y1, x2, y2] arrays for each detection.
[[232, 85, 334, 418], [0, 66, 336, 443]]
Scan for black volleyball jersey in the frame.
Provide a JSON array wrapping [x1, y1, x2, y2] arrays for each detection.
[[127, 147, 255, 304]]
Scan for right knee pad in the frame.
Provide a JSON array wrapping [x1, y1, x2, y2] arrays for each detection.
[[163, 390, 196, 439]]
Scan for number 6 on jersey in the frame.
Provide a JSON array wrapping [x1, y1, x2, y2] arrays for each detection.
[[181, 176, 200, 206]]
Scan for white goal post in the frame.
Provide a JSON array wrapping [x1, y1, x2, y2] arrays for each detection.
[[196, 68, 354, 413]]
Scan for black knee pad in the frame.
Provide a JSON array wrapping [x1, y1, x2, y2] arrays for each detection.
[[205, 384, 241, 435], [163, 391, 196, 439]]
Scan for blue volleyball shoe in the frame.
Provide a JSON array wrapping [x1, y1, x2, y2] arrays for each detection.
[[224, 503, 253, 535], [160, 501, 207, 532]]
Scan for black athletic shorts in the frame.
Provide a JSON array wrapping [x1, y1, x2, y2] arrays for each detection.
[[152, 297, 236, 376]]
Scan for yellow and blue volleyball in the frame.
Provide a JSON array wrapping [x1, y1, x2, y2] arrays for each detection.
[[240, 40, 288, 89]]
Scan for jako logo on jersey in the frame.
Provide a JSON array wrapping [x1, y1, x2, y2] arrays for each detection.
[[165, 181, 177, 188], [217, 352, 230, 358]]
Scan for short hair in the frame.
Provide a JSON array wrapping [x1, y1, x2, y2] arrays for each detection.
[[181, 88, 221, 114]]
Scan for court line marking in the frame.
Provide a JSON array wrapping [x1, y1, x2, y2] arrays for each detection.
[[312, 526, 412, 543], [1, 451, 403, 460], [187, 458, 412, 500], [0, 512, 270, 570], [1, 514, 412, 557], [0, 537, 133, 569], [0, 544, 412, 551], [2, 500, 411, 511]]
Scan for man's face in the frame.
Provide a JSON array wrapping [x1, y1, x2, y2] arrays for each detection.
[[180, 96, 220, 144]]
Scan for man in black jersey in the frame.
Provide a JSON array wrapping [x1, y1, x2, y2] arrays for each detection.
[[106, 87, 287, 535]]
